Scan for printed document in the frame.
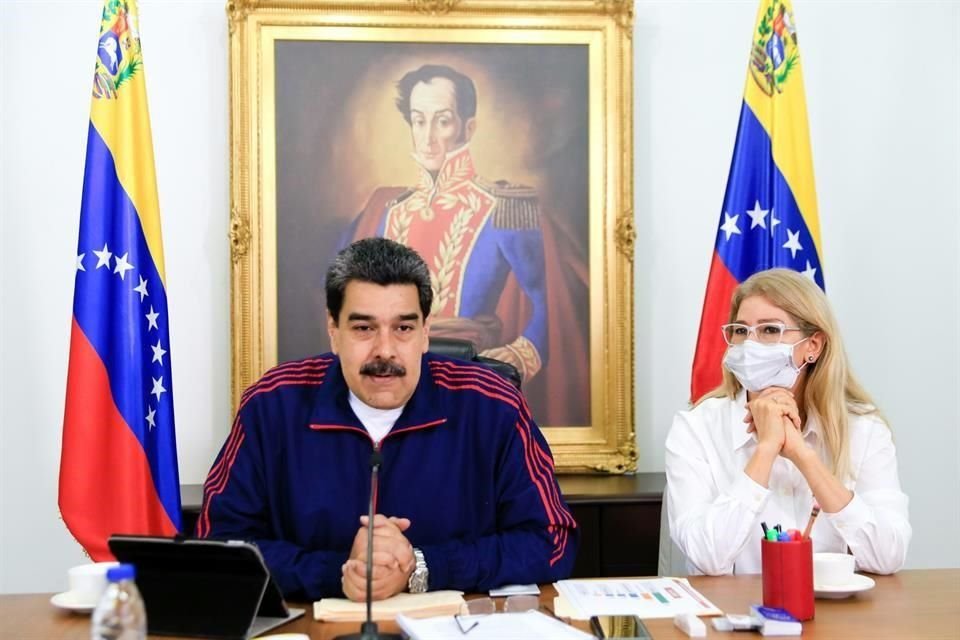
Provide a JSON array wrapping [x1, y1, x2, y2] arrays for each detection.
[[554, 578, 723, 619]]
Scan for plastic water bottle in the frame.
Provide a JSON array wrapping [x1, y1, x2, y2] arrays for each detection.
[[90, 563, 147, 640]]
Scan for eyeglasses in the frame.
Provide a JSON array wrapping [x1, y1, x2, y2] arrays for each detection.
[[454, 595, 543, 634], [721, 322, 804, 345]]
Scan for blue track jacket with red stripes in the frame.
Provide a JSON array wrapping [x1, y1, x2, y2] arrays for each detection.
[[197, 353, 578, 600]]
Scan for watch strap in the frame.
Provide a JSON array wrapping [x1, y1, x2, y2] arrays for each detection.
[[408, 547, 428, 593]]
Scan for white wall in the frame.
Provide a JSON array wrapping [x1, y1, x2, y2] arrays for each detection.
[[1, 0, 957, 593], [0, 0, 230, 593]]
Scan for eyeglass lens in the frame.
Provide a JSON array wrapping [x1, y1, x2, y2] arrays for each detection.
[[723, 323, 786, 345], [465, 598, 495, 615], [464, 594, 540, 615], [504, 594, 539, 612]]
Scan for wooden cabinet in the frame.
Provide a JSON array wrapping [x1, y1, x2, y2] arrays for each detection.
[[180, 472, 665, 579], [558, 473, 665, 578]]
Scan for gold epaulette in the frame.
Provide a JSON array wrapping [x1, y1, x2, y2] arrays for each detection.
[[474, 177, 541, 230]]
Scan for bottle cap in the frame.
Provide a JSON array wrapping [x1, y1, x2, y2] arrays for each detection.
[[106, 563, 136, 582]]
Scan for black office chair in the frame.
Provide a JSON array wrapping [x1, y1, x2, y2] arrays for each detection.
[[428, 337, 522, 390]]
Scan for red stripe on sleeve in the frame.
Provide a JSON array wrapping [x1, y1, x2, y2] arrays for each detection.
[[433, 377, 520, 411], [512, 420, 566, 561], [198, 429, 245, 538], [429, 360, 523, 402], [202, 416, 243, 492], [241, 358, 331, 402]]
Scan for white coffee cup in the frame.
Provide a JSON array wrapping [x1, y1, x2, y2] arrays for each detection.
[[66, 562, 119, 605], [813, 552, 855, 588]]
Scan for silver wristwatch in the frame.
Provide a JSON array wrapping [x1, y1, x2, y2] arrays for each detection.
[[407, 547, 428, 593]]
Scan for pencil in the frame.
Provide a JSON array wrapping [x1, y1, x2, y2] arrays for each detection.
[[802, 503, 821, 539]]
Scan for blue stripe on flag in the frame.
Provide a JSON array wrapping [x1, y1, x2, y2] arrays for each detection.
[[72, 121, 180, 523], [714, 102, 825, 289]]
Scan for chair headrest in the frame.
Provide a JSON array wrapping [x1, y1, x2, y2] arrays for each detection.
[[427, 337, 478, 361], [428, 337, 521, 390]]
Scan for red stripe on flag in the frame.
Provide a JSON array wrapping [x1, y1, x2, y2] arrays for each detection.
[[59, 319, 177, 560], [690, 252, 740, 402]]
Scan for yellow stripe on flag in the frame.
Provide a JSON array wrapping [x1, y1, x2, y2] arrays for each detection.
[[742, 0, 822, 258], [89, 57, 167, 284]]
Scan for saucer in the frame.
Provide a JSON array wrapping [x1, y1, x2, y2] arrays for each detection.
[[814, 573, 875, 599], [50, 590, 98, 613]]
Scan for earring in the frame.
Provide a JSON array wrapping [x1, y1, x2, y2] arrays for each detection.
[[807, 355, 816, 363]]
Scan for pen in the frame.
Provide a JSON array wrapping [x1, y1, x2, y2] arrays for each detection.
[[802, 503, 821, 539], [761, 522, 769, 536]]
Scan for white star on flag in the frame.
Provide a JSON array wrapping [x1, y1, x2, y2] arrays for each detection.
[[151, 376, 166, 401], [151, 339, 167, 365], [93, 243, 112, 269], [145, 406, 157, 430], [769, 209, 781, 238], [113, 252, 134, 280], [76, 254, 86, 272], [746, 201, 769, 229], [783, 229, 803, 258], [134, 276, 149, 301], [802, 260, 817, 281], [720, 212, 742, 240], [146, 306, 159, 331]]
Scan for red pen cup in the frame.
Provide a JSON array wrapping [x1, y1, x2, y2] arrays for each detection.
[[761, 537, 814, 620]]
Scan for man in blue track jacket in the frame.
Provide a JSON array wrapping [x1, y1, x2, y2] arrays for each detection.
[[197, 237, 578, 601]]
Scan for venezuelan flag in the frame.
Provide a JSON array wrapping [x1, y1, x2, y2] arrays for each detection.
[[60, 0, 180, 560], [690, 0, 825, 402]]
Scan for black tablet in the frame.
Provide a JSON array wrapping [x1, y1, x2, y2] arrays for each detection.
[[108, 535, 304, 639]]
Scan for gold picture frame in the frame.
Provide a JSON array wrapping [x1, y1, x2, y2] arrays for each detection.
[[227, 0, 636, 472]]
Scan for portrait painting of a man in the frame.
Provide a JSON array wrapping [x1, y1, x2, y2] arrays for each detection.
[[275, 42, 590, 426]]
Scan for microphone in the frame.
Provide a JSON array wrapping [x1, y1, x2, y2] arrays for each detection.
[[335, 451, 401, 640]]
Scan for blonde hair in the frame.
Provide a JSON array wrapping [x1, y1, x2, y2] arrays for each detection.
[[700, 268, 882, 480]]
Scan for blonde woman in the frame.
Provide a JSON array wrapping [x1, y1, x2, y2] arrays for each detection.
[[666, 269, 911, 575]]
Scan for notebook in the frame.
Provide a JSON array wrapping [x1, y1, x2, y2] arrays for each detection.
[[313, 590, 465, 621], [108, 535, 304, 640]]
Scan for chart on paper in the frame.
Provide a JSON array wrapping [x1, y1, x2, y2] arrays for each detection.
[[554, 578, 723, 619]]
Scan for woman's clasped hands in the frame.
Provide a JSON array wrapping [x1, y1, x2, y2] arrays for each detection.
[[744, 388, 808, 463]]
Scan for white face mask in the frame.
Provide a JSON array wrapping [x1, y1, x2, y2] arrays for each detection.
[[723, 338, 809, 393]]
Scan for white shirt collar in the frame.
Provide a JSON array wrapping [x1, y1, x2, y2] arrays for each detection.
[[348, 391, 404, 444]]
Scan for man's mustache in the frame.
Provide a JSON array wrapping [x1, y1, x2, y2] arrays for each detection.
[[359, 359, 406, 377]]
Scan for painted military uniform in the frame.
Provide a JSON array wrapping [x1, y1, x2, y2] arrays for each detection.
[[354, 146, 547, 381]]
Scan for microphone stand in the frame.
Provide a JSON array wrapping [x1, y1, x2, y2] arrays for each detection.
[[335, 451, 402, 640]]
